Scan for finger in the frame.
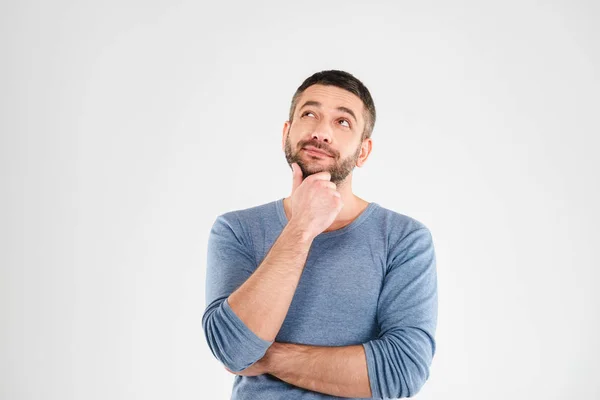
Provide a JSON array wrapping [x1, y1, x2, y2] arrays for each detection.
[[308, 170, 332, 181], [291, 163, 304, 194], [318, 180, 337, 190]]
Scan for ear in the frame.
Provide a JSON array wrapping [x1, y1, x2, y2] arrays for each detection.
[[281, 121, 291, 151], [356, 138, 373, 168]]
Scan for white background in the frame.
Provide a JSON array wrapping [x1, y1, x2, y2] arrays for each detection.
[[1, 0, 599, 399]]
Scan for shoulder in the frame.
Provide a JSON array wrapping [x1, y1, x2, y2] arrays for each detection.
[[217, 199, 277, 224], [211, 199, 280, 238], [370, 203, 434, 265], [372, 202, 432, 236]]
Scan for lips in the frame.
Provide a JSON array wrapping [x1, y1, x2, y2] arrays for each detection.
[[303, 146, 332, 157]]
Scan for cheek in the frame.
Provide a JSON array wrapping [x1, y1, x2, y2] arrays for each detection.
[[295, 118, 316, 130]]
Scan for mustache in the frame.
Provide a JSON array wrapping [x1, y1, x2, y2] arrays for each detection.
[[299, 141, 335, 156]]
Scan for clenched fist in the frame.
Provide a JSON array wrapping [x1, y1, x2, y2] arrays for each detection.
[[287, 163, 344, 240]]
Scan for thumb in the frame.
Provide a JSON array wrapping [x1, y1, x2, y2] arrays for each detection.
[[291, 163, 303, 194]]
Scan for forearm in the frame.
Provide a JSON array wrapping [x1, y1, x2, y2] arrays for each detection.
[[227, 222, 313, 342], [265, 342, 372, 398]]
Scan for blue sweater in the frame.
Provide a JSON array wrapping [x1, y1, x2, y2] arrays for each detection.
[[202, 197, 438, 399]]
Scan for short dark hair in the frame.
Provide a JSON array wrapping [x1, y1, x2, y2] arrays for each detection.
[[288, 70, 376, 141]]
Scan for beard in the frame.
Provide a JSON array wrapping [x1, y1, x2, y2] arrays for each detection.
[[284, 130, 362, 186]]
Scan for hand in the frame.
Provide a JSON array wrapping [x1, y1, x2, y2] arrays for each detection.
[[288, 162, 344, 239]]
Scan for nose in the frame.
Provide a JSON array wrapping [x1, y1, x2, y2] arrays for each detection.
[[309, 118, 332, 144]]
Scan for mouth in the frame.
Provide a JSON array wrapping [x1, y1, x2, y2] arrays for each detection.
[[302, 147, 333, 158]]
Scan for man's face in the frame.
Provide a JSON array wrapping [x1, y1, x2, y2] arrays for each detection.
[[282, 84, 370, 186]]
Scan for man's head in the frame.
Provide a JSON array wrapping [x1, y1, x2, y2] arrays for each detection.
[[282, 70, 376, 186]]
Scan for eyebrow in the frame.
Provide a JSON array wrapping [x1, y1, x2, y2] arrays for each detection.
[[299, 100, 358, 124]]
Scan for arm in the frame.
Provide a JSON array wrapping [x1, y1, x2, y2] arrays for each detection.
[[256, 228, 437, 399], [202, 213, 313, 373], [227, 221, 313, 342], [202, 163, 343, 372], [362, 227, 438, 398], [264, 341, 372, 398]]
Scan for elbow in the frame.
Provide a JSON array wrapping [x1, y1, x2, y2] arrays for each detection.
[[386, 360, 430, 398], [402, 364, 430, 398], [201, 300, 273, 372], [366, 331, 434, 398], [201, 309, 233, 371]]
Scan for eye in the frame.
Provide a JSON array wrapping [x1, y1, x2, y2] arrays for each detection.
[[301, 111, 316, 118], [338, 119, 350, 128]]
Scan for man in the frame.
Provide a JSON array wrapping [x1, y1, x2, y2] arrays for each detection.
[[202, 70, 438, 399]]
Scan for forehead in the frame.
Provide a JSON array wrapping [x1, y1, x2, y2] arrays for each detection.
[[296, 84, 364, 121]]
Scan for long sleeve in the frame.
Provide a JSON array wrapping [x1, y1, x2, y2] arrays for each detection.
[[201, 214, 274, 372], [362, 227, 438, 399]]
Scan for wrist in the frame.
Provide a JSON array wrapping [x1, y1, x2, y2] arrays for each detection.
[[284, 220, 315, 244]]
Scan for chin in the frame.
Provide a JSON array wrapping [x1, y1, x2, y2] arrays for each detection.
[[305, 166, 330, 176]]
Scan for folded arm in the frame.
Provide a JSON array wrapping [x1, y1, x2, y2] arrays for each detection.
[[251, 227, 438, 399], [263, 341, 372, 398], [202, 213, 314, 372]]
